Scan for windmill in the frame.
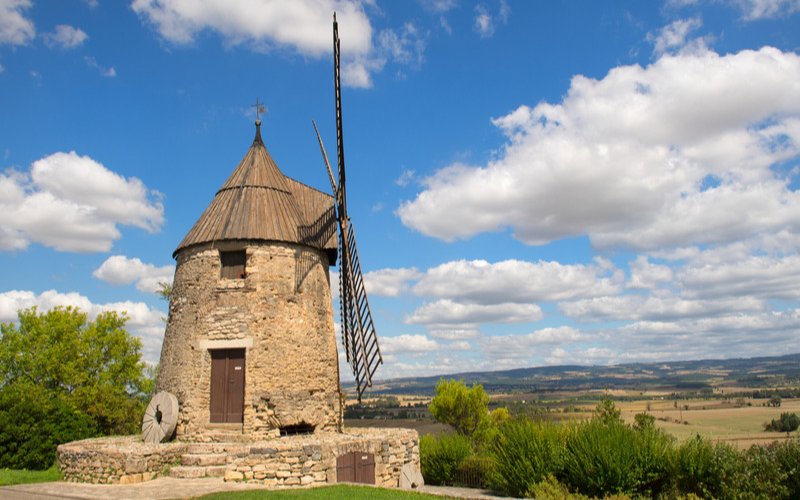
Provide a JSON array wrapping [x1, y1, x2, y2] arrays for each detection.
[[313, 14, 382, 402]]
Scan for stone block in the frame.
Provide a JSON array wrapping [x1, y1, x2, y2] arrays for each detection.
[[225, 470, 244, 482], [119, 474, 142, 484]]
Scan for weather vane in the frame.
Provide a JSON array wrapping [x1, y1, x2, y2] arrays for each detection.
[[252, 98, 266, 121]]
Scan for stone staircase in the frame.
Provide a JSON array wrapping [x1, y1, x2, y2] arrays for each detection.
[[169, 443, 233, 479]]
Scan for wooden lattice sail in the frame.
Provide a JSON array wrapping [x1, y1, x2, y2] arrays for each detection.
[[313, 14, 382, 401]]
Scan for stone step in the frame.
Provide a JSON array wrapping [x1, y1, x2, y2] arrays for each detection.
[[181, 453, 227, 466], [206, 465, 228, 477], [169, 466, 207, 479], [187, 443, 228, 454]]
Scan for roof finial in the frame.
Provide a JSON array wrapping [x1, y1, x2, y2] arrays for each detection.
[[252, 98, 266, 125]]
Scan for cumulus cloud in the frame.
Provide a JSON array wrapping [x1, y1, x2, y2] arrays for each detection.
[[397, 46, 800, 252], [604, 309, 800, 360], [646, 17, 705, 57], [560, 294, 768, 323], [0, 152, 164, 253], [364, 267, 422, 297], [43, 24, 88, 49], [480, 327, 591, 360], [412, 258, 624, 304], [0, 289, 166, 363], [93, 255, 175, 294], [405, 299, 543, 327], [627, 256, 673, 290], [0, 0, 34, 46]]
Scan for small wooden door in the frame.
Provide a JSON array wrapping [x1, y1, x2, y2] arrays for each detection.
[[336, 452, 375, 484], [209, 348, 245, 423]]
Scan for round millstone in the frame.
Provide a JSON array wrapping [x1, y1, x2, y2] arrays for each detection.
[[142, 391, 179, 444]]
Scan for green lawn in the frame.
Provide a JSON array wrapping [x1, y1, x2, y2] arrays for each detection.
[[0, 464, 61, 486], [186, 484, 446, 500]]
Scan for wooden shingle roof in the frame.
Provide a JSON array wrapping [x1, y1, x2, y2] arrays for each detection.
[[174, 122, 337, 262]]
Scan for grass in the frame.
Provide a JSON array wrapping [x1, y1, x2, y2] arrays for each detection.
[[0, 464, 61, 486], [185, 484, 446, 500]]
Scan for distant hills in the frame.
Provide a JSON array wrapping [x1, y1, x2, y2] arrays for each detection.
[[344, 352, 800, 396]]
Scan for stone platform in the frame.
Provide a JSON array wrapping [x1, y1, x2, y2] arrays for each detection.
[[57, 428, 419, 488]]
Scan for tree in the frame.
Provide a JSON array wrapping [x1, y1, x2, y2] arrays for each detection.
[[429, 378, 489, 436], [770, 393, 783, 407], [0, 306, 153, 468], [156, 281, 173, 302]]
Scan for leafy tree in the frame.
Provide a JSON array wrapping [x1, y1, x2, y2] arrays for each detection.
[[770, 393, 783, 407], [764, 412, 800, 433], [429, 378, 489, 437], [0, 306, 153, 468], [156, 281, 172, 302]]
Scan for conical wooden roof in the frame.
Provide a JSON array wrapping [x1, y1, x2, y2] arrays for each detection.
[[174, 121, 337, 261]]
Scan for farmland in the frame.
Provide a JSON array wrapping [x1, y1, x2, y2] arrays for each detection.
[[343, 352, 800, 448]]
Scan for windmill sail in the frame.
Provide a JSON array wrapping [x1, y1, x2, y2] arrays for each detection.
[[314, 14, 382, 401]]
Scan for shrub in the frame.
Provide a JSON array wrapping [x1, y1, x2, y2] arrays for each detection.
[[764, 412, 800, 433], [492, 418, 567, 497], [562, 419, 672, 498], [0, 383, 96, 469], [770, 438, 800, 499], [419, 432, 473, 486], [672, 436, 745, 500]]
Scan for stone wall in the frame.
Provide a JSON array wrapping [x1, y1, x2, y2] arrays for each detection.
[[57, 437, 186, 484], [222, 428, 419, 487], [57, 428, 419, 488], [157, 240, 341, 441]]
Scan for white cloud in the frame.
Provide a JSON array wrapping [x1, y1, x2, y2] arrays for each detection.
[[728, 0, 800, 19], [0, 152, 164, 253], [84, 56, 116, 77], [646, 17, 705, 57], [676, 252, 800, 301], [364, 267, 422, 297], [419, 0, 457, 13], [43, 25, 88, 49], [379, 333, 442, 354], [604, 309, 800, 360], [473, 1, 509, 38], [405, 299, 543, 327], [0, 0, 35, 46], [131, 0, 429, 88], [412, 258, 624, 304], [0, 289, 166, 363], [560, 294, 767, 323], [131, 0, 372, 55], [480, 327, 590, 360], [627, 256, 673, 290], [398, 47, 800, 253], [93, 255, 175, 294]]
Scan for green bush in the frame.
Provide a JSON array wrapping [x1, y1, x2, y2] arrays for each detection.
[[764, 412, 800, 433], [492, 418, 567, 497], [0, 383, 96, 469], [562, 419, 672, 498], [770, 438, 800, 499], [672, 436, 744, 500], [419, 432, 473, 486]]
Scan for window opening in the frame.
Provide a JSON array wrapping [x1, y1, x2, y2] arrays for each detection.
[[220, 250, 246, 280], [279, 423, 315, 436]]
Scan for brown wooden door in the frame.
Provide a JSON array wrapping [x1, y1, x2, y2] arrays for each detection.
[[336, 452, 375, 484], [209, 348, 245, 423]]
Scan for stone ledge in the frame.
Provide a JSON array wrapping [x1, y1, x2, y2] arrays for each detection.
[[57, 428, 420, 488]]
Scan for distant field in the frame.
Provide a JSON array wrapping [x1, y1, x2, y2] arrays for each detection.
[[347, 397, 800, 450], [621, 398, 800, 449]]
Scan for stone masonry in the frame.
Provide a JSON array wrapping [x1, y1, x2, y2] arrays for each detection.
[[57, 428, 419, 487], [157, 240, 341, 441]]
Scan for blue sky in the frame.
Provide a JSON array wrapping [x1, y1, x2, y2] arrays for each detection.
[[2, 0, 800, 380]]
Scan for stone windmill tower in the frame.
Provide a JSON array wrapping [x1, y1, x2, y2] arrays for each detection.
[[156, 108, 343, 441]]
